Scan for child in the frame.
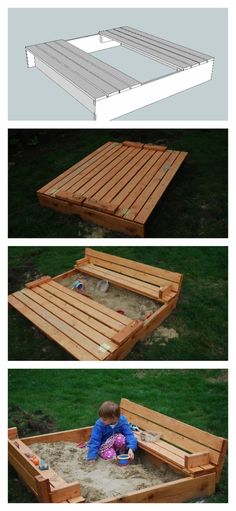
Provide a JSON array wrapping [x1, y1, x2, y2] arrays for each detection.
[[87, 401, 137, 462]]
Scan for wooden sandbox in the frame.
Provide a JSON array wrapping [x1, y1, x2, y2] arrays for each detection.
[[37, 140, 188, 236], [8, 398, 227, 503], [8, 249, 183, 361]]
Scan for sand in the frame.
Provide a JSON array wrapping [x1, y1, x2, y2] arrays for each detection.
[[58, 272, 160, 320], [30, 442, 183, 502]]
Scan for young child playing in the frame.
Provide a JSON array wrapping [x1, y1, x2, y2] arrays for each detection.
[[87, 401, 137, 462]]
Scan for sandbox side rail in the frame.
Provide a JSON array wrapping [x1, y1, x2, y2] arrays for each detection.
[[8, 427, 84, 503]]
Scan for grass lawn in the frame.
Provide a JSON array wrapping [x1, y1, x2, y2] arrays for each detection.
[[8, 369, 228, 503], [8, 129, 228, 238], [8, 246, 228, 361]]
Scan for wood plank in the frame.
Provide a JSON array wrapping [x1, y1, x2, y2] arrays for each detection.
[[215, 438, 228, 483], [61, 144, 127, 194], [123, 141, 144, 148], [45, 41, 121, 97], [19, 288, 117, 353], [143, 143, 167, 151], [126, 150, 180, 221], [101, 29, 191, 70], [87, 256, 176, 292], [38, 193, 144, 236], [110, 27, 208, 66], [112, 320, 143, 344], [30, 286, 116, 343], [43, 142, 120, 196], [8, 427, 18, 440], [99, 473, 216, 503], [135, 151, 188, 223], [122, 26, 212, 62], [28, 43, 110, 98], [79, 263, 160, 300], [38, 142, 113, 194], [9, 451, 38, 494], [55, 191, 85, 204], [45, 282, 124, 332], [82, 146, 142, 201], [54, 40, 139, 90], [40, 283, 117, 337], [25, 276, 52, 289], [99, 148, 155, 203], [185, 452, 210, 469], [8, 294, 99, 361], [23, 427, 92, 445], [50, 481, 82, 503], [85, 248, 182, 285], [52, 268, 79, 282], [83, 198, 118, 214], [159, 285, 172, 299], [113, 150, 171, 213], [71, 145, 134, 197], [138, 439, 185, 467], [49, 280, 130, 326], [107, 28, 202, 67], [35, 475, 51, 503]]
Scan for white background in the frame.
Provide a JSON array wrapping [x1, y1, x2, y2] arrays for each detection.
[[1, 0, 233, 509]]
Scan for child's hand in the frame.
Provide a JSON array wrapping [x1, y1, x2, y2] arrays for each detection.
[[88, 459, 96, 464], [128, 448, 134, 460]]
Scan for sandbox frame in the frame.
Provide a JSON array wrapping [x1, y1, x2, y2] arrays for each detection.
[[8, 249, 183, 361], [37, 140, 188, 237], [8, 398, 227, 503], [25, 26, 214, 121]]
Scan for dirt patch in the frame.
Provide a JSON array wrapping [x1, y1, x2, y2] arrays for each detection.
[[207, 371, 228, 384], [29, 442, 183, 502], [8, 264, 42, 294], [145, 327, 179, 346], [76, 220, 126, 238], [58, 271, 160, 320], [8, 406, 55, 437]]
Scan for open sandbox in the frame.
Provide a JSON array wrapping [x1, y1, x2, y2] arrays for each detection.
[[58, 271, 160, 321], [8, 249, 183, 360], [29, 441, 183, 502]]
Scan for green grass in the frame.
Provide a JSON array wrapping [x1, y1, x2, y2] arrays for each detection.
[[8, 246, 228, 361], [8, 129, 228, 238], [8, 369, 228, 503]]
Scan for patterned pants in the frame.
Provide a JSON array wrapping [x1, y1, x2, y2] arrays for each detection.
[[99, 433, 126, 460]]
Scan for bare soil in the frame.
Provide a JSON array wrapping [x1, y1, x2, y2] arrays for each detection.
[[58, 272, 160, 320], [30, 441, 183, 502]]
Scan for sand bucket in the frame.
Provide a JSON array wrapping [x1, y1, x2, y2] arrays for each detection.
[[117, 454, 129, 467]]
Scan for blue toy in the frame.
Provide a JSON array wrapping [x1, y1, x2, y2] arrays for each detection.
[[117, 454, 129, 467], [72, 279, 84, 291], [39, 459, 48, 470]]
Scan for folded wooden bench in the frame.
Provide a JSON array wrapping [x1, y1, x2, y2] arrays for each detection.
[[8, 249, 183, 360], [8, 398, 227, 503], [120, 399, 227, 483], [37, 140, 188, 236]]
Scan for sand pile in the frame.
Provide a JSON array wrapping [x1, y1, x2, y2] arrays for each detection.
[[58, 272, 159, 320], [30, 441, 183, 502]]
